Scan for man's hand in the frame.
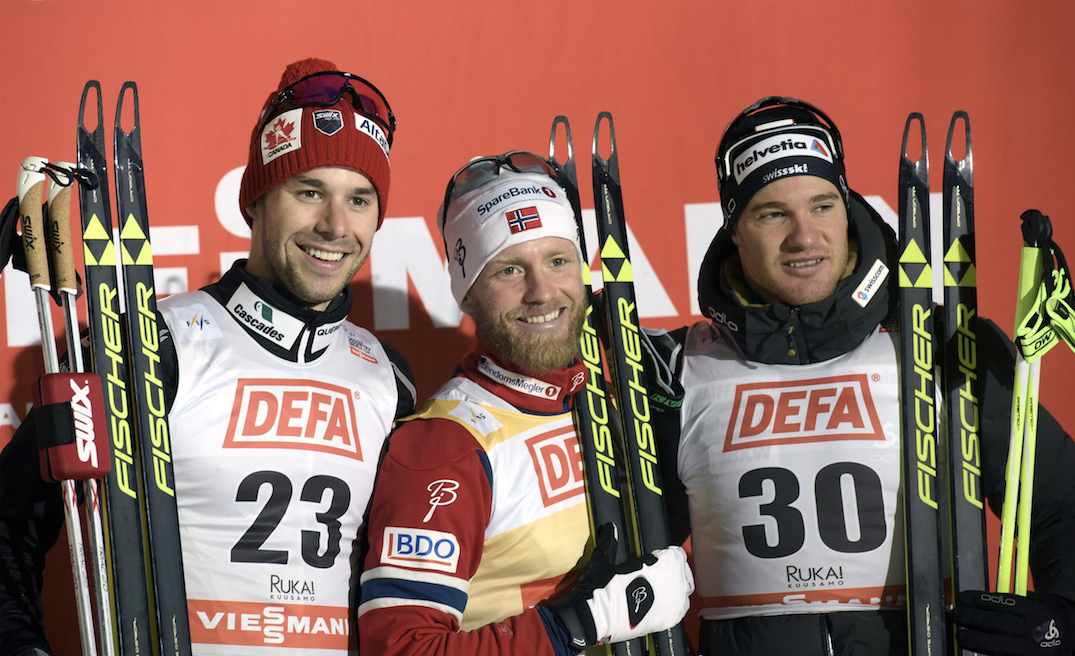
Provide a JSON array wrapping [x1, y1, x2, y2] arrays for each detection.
[[547, 524, 694, 650], [953, 590, 1075, 656]]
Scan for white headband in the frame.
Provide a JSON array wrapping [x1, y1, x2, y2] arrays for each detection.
[[438, 169, 583, 307]]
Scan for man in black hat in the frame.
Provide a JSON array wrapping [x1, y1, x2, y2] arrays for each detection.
[[643, 97, 1075, 655]]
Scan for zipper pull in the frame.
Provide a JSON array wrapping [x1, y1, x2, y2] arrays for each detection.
[[786, 308, 799, 358]]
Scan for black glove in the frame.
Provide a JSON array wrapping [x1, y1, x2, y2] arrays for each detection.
[[953, 590, 1075, 656], [546, 524, 693, 650]]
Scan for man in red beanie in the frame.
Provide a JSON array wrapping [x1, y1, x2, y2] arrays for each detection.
[[0, 58, 416, 656], [238, 56, 395, 310]]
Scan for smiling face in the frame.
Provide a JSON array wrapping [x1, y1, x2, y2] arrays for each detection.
[[731, 175, 850, 306], [461, 237, 585, 376], [244, 167, 379, 310]]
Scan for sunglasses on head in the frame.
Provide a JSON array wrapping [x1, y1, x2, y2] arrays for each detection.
[[442, 149, 557, 217], [256, 71, 396, 146]]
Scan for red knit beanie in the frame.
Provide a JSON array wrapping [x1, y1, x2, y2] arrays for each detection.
[[239, 58, 392, 228]]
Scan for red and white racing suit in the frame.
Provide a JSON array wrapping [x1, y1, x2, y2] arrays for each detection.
[[359, 344, 592, 656]]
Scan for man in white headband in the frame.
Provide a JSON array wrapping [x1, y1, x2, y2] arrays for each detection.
[[358, 152, 694, 655], [442, 152, 587, 376]]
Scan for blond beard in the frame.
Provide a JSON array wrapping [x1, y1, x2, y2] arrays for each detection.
[[469, 300, 585, 376]]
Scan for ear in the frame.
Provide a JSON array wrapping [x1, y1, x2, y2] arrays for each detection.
[[244, 199, 261, 224], [459, 292, 474, 317]]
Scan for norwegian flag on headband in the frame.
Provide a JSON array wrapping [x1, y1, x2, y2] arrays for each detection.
[[506, 206, 542, 234]]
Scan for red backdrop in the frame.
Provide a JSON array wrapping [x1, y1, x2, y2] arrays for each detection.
[[2, 1, 1073, 653]]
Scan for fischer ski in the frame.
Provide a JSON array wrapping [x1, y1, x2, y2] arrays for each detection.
[[112, 81, 193, 656], [590, 112, 689, 656], [549, 116, 643, 656], [77, 79, 156, 656], [44, 160, 118, 656], [939, 111, 988, 656], [897, 113, 947, 656]]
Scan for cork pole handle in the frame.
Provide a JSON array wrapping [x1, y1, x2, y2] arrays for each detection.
[[47, 163, 77, 295], [17, 157, 50, 291]]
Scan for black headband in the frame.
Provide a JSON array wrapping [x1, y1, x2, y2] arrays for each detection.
[[715, 97, 849, 232]]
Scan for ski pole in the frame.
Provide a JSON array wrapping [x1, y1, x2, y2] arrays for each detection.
[[45, 161, 118, 656], [997, 211, 1048, 595], [997, 211, 1074, 595], [19, 156, 99, 656]]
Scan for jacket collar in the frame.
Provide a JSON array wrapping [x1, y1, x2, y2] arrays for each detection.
[[203, 260, 352, 363], [459, 341, 588, 415]]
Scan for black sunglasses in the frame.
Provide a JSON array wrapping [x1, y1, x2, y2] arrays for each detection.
[[442, 150, 557, 218]]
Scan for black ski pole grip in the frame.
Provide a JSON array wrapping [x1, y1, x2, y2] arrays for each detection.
[[1020, 209, 1052, 248]]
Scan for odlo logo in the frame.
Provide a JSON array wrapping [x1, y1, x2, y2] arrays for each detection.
[[1037, 619, 1061, 648], [706, 307, 739, 332], [625, 577, 654, 629]]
